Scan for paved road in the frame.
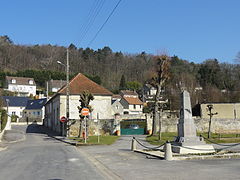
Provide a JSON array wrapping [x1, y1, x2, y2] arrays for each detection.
[[81, 136, 240, 180], [0, 124, 105, 180]]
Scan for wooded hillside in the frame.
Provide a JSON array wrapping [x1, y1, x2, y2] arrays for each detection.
[[1, 35, 240, 109]]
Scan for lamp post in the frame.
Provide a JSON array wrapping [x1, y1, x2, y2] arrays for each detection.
[[57, 49, 70, 137]]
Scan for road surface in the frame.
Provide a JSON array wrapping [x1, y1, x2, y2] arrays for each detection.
[[0, 124, 105, 180]]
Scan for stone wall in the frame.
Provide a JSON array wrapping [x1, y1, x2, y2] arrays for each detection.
[[69, 119, 114, 137], [149, 117, 240, 134]]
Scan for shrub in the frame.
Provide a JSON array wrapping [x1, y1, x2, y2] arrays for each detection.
[[0, 109, 7, 131]]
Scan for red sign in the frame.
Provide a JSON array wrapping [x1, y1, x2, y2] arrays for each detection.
[[60, 116, 67, 123], [81, 108, 90, 116]]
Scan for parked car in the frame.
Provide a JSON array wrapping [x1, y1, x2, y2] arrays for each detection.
[[129, 124, 140, 129]]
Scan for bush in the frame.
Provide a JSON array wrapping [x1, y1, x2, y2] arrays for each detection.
[[0, 109, 7, 131], [11, 115, 18, 122]]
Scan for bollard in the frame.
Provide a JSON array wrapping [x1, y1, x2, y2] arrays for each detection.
[[131, 137, 137, 151], [164, 141, 173, 161]]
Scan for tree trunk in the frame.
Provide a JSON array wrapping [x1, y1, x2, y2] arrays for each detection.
[[152, 85, 161, 135]]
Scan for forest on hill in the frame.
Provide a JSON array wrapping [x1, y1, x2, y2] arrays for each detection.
[[1, 35, 240, 110]]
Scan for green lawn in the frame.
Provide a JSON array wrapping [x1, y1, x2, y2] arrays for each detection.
[[146, 132, 240, 145], [69, 135, 119, 145]]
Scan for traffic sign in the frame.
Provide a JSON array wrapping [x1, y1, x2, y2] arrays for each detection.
[[60, 116, 67, 123], [81, 108, 90, 116]]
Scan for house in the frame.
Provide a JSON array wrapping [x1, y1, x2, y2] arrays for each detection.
[[1, 96, 30, 121], [46, 79, 67, 93], [111, 94, 124, 115], [119, 90, 143, 114], [140, 84, 157, 103], [5, 76, 36, 97], [23, 98, 47, 123], [44, 73, 113, 134]]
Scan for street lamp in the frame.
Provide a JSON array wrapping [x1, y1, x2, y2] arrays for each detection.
[[57, 49, 70, 137]]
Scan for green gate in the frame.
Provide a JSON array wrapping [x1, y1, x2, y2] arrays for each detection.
[[121, 128, 145, 135], [120, 119, 146, 135]]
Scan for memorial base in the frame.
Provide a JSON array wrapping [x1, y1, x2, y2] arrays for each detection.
[[172, 144, 215, 154]]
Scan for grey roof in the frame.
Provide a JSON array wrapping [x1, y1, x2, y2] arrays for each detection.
[[48, 79, 67, 89], [1, 96, 30, 107], [25, 98, 47, 110]]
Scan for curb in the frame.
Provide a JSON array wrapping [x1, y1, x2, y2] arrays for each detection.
[[134, 149, 240, 161]]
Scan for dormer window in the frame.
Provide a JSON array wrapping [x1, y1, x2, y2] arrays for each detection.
[[12, 79, 16, 83], [29, 80, 33, 85]]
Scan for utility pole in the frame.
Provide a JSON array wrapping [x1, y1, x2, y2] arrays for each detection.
[[66, 48, 70, 137], [57, 48, 70, 137]]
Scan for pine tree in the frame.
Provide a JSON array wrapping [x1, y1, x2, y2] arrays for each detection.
[[119, 75, 126, 90]]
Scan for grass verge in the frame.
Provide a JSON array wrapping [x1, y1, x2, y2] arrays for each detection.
[[146, 132, 240, 145], [69, 135, 119, 145]]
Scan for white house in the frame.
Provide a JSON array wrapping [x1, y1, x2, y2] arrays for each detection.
[[23, 98, 47, 123], [119, 90, 143, 114], [5, 76, 36, 96], [140, 84, 157, 103], [1, 96, 30, 120], [44, 73, 113, 134]]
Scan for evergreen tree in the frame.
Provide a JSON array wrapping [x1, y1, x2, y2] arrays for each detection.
[[119, 75, 126, 90]]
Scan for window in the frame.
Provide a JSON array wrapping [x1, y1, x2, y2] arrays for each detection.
[[116, 105, 119, 109], [29, 80, 33, 85], [133, 105, 136, 109], [12, 112, 16, 115]]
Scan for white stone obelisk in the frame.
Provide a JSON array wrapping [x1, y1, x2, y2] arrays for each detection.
[[173, 90, 215, 154]]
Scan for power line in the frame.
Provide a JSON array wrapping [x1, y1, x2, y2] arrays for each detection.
[[78, 0, 105, 43], [88, 0, 122, 46]]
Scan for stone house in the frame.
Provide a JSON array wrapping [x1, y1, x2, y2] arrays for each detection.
[[5, 76, 36, 97], [111, 95, 124, 115], [44, 73, 113, 135], [119, 90, 143, 114]]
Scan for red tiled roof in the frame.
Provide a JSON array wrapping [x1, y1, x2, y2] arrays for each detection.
[[123, 97, 143, 105], [58, 73, 113, 96]]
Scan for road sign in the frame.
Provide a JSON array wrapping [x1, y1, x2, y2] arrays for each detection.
[[60, 116, 67, 123], [81, 108, 90, 116]]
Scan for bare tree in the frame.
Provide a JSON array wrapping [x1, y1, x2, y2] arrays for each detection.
[[149, 55, 171, 138]]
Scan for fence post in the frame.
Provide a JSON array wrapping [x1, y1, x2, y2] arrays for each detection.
[[131, 137, 137, 151], [164, 141, 173, 161]]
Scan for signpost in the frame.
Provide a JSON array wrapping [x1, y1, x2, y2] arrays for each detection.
[[81, 108, 90, 143]]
